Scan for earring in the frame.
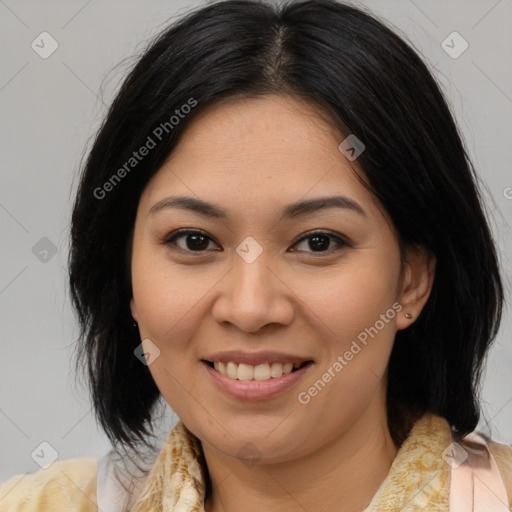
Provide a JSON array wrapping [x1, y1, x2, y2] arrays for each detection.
[[133, 321, 138, 328], [405, 313, 413, 319]]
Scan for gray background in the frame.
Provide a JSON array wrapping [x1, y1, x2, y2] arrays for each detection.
[[1, 0, 511, 481]]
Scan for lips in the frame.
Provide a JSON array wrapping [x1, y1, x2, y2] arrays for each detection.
[[201, 357, 315, 401]]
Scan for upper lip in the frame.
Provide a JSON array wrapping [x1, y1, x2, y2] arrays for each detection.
[[202, 350, 314, 366]]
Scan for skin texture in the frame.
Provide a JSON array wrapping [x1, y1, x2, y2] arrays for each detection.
[[130, 94, 436, 512]]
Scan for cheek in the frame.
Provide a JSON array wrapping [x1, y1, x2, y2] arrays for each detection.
[[294, 255, 399, 403], [131, 251, 210, 417], [133, 271, 205, 350], [299, 254, 400, 341], [131, 238, 202, 339]]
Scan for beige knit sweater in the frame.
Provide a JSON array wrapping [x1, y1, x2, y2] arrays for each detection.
[[1, 412, 511, 511]]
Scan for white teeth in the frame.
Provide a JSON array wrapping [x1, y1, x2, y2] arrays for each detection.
[[237, 363, 254, 380], [211, 361, 305, 380], [226, 361, 238, 379], [254, 363, 270, 380], [283, 363, 293, 374], [270, 362, 283, 378]]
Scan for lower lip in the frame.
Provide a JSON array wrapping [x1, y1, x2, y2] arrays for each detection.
[[201, 361, 314, 401]]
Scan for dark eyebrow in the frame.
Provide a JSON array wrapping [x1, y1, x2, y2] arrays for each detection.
[[149, 195, 366, 219]]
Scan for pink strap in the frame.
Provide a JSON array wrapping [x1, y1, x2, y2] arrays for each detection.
[[449, 430, 509, 511]]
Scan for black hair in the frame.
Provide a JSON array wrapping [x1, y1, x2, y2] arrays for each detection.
[[69, 0, 504, 482]]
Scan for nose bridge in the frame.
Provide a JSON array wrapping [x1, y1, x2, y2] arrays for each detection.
[[231, 237, 274, 306], [211, 236, 294, 331]]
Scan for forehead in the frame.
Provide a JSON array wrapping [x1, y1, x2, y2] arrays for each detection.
[[140, 94, 379, 218]]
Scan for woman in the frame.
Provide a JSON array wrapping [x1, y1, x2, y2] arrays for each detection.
[[1, 0, 511, 510]]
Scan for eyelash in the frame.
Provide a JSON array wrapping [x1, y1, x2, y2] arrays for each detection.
[[162, 229, 350, 256]]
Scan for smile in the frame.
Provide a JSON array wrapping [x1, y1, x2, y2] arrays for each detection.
[[201, 360, 314, 401], [206, 360, 310, 380]]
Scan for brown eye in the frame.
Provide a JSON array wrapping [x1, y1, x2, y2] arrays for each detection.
[[164, 230, 219, 253], [290, 231, 349, 254], [163, 229, 349, 256]]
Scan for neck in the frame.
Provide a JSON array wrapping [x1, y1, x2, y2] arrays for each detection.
[[202, 394, 399, 512]]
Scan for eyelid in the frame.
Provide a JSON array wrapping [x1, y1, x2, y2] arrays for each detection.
[[163, 228, 352, 256], [290, 229, 351, 249], [163, 228, 221, 252]]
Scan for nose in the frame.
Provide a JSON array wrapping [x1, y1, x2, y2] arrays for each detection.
[[211, 248, 295, 333]]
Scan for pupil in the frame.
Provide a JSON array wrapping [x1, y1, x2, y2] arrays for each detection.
[[310, 235, 329, 251], [187, 234, 209, 250]]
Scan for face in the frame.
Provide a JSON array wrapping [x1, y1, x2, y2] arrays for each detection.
[[130, 94, 432, 464]]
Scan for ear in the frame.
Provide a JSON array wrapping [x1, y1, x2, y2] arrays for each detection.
[[130, 297, 138, 322], [396, 245, 436, 330]]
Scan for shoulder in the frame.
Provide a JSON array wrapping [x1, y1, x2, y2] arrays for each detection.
[[488, 439, 512, 507], [0, 456, 98, 512]]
